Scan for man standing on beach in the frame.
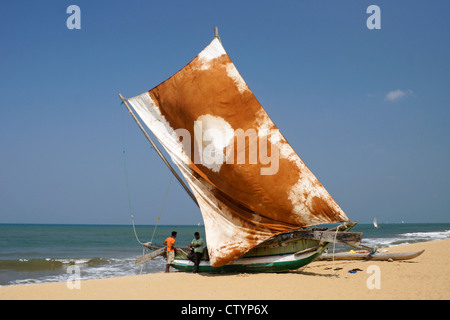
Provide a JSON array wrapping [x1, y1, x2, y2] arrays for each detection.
[[188, 232, 204, 273], [163, 231, 177, 273]]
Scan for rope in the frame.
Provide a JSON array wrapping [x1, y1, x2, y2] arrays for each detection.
[[120, 101, 173, 273], [131, 214, 147, 246], [119, 94, 199, 207], [140, 247, 146, 275], [332, 224, 340, 276], [122, 103, 145, 246], [129, 176, 172, 247], [121, 102, 174, 277], [150, 176, 172, 244], [121, 103, 133, 217], [131, 176, 171, 274], [122, 103, 152, 248]]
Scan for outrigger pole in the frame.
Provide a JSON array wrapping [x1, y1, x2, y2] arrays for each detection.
[[119, 93, 199, 207]]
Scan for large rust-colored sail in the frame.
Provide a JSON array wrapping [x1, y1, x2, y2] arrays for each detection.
[[127, 36, 350, 267]]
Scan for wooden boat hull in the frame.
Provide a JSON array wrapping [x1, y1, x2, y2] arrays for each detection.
[[138, 223, 359, 273], [317, 249, 425, 261], [171, 223, 357, 273], [172, 245, 330, 273]]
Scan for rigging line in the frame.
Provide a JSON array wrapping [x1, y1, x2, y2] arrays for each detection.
[[131, 214, 146, 246], [140, 247, 146, 275], [150, 176, 173, 244], [119, 93, 199, 208], [332, 224, 340, 276], [121, 103, 134, 215], [122, 102, 149, 247]]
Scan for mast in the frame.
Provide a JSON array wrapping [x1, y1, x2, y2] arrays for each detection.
[[119, 93, 199, 207], [214, 26, 221, 43]]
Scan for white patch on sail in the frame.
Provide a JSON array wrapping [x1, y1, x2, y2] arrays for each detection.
[[127, 92, 191, 166], [225, 63, 249, 94], [256, 110, 299, 164], [194, 114, 234, 172], [288, 177, 323, 224], [197, 38, 226, 70]]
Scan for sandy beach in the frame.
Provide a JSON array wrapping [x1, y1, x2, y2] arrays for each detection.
[[1, 238, 448, 300]]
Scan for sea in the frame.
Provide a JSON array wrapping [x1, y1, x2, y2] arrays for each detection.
[[1, 223, 449, 287]]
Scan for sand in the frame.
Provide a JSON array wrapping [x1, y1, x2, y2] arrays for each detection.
[[1, 238, 449, 300]]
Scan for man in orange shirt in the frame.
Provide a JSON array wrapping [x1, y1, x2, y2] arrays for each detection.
[[163, 231, 177, 272]]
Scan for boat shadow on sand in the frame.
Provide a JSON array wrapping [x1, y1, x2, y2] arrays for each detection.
[[191, 269, 338, 278]]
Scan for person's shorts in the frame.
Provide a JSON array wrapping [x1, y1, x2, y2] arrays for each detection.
[[166, 251, 175, 264]]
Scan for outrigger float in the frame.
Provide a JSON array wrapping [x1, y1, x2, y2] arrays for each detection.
[[317, 250, 425, 262]]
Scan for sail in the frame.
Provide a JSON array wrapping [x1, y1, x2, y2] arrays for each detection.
[[373, 217, 379, 228], [127, 36, 350, 267]]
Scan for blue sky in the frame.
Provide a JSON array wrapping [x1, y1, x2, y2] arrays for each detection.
[[0, 1, 449, 225]]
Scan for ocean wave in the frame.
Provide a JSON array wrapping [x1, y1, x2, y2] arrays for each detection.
[[362, 229, 450, 248], [0, 257, 110, 272], [0, 256, 167, 286], [400, 229, 450, 240]]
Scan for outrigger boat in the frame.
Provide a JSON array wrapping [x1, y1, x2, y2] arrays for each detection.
[[120, 27, 419, 273], [137, 223, 361, 273]]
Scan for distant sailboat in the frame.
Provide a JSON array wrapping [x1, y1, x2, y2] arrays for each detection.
[[373, 217, 379, 229]]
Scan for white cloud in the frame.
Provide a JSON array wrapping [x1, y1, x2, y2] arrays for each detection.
[[385, 89, 414, 102]]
